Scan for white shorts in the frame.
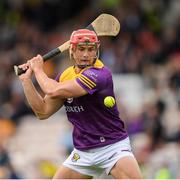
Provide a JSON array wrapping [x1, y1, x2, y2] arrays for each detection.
[[63, 137, 134, 177]]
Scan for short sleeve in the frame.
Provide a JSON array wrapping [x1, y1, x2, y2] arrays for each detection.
[[76, 68, 106, 94], [55, 72, 61, 82]]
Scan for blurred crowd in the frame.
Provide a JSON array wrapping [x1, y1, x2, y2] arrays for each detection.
[[0, 0, 179, 179]]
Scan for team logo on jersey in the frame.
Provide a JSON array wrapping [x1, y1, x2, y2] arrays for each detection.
[[71, 153, 80, 162], [84, 70, 98, 82], [67, 98, 73, 103], [85, 70, 98, 78]]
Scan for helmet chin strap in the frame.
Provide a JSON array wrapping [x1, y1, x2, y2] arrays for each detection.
[[76, 64, 91, 69]]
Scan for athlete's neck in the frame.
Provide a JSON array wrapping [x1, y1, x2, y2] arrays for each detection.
[[74, 66, 84, 74]]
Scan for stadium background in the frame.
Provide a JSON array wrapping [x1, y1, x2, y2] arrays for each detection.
[[0, 0, 179, 179]]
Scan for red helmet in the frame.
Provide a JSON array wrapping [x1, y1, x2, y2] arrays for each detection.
[[70, 29, 99, 47]]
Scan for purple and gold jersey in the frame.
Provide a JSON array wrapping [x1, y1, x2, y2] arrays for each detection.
[[56, 59, 128, 150]]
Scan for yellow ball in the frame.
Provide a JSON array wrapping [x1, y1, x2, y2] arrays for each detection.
[[104, 96, 115, 108]]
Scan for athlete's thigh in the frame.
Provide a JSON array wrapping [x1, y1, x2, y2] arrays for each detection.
[[53, 165, 93, 179], [110, 156, 142, 179]]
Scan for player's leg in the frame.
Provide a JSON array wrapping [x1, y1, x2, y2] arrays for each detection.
[[110, 156, 142, 179], [53, 165, 93, 179]]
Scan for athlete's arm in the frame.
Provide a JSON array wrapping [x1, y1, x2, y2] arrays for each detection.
[[19, 61, 64, 120], [21, 79, 64, 119], [28, 54, 88, 99], [35, 70, 87, 98]]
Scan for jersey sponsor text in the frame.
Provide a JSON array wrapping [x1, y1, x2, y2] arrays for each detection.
[[65, 105, 85, 112]]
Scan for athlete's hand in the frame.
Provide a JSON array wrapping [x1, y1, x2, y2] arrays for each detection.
[[29, 54, 44, 73], [18, 61, 33, 81]]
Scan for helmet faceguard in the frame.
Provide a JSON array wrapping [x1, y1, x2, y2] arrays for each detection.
[[69, 29, 100, 68]]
